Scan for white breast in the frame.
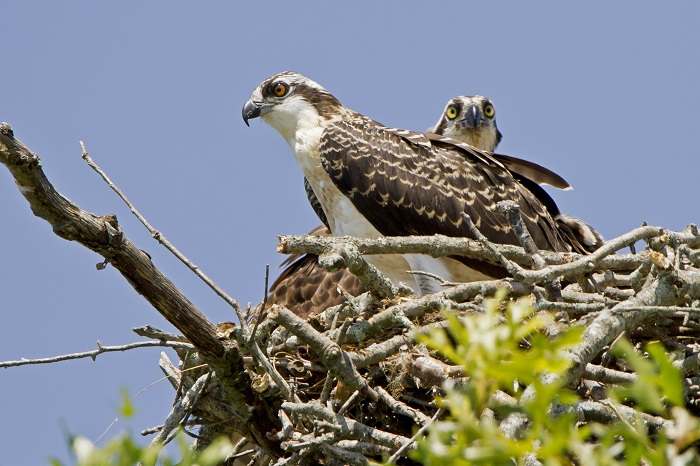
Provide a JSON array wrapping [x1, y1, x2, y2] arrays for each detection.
[[284, 115, 489, 296]]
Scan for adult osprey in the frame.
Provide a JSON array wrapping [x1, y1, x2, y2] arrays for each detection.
[[243, 72, 587, 295], [430, 95, 604, 253]]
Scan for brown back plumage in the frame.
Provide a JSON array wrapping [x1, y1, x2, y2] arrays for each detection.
[[262, 226, 363, 319], [320, 116, 584, 278]]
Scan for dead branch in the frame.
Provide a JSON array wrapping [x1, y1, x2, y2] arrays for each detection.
[[0, 340, 193, 368], [81, 142, 245, 317], [318, 243, 412, 299], [278, 232, 648, 273], [0, 123, 223, 358], [0, 123, 283, 457]]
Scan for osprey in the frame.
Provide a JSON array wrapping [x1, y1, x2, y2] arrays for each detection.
[[243, 72, 587, 295], [429, 95, 502, 153], [430, 95, 604, 253]]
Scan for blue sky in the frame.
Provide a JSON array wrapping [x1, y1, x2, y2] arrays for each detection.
[[2, 3, 699, 464]]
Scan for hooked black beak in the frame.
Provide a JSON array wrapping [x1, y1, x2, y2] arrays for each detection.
[[461, 104, 482, 129], [242, 100, 262, 127]]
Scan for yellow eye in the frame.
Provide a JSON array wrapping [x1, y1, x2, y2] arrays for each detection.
[[483, 104, 495, 118], [273, 82, 288, 97], [446, 105, 459, 120]]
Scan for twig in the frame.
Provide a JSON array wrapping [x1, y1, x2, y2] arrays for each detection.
[[276, 409, 295, 442], [460, 212, 525, 279], [385, 408, 444, 464], [495, 200, 562, 301], [281, 402, 411, 449], [318, 374, 337, 408], [333, 278, 531, 346], [226, 448, 256, 461], [579, 400, 671, 432], [0, 126, 225, 356], [518, 226, 666, 285], [349, 323, 444, 370], [0, 340, 193, 368], [320, 317, 355, 406], [583, 364, 637, 384], [318, 243, 411, 299], [399, 353, 466, 388], [278, 233, 650, 272], [279, 226, 667, 285], [80, 141, 245, 316], [334, 440, 393, 456], [158, 352, 182, 390], [408, 270, 458, 287], [495, 200, 547, 270], [140, 419, 201, 436], [270, 306, 379, 402], [535, 301, 606, 314], [151, 372, 211, 445], [376, 386, 431, 425], [337, 390, 361, 416], [564, 270, 689, 387], [179, 371, 213, 438], [132, 325, 189, 342], [318, 443, 368, 465], [250, 264, 271, 342], [234, 303, 298, 402]]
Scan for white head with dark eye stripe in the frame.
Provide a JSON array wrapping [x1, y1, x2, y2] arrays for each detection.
[[243, 71, 348, 147], [429, 95, 503, 152]]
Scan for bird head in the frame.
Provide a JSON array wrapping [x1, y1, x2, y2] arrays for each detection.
[[242, 71, 344, 145], [429, 96, 502, 152]]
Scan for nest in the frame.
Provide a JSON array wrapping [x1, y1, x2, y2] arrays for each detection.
[[157, 225, 700, 465]]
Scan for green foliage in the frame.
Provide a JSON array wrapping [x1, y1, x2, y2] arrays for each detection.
[[117, 387, 137, 420], [50, 388, 233, 466], [51, 432, 233, 466], [412, 290, 700, 465], [609, 339, 684, 414]]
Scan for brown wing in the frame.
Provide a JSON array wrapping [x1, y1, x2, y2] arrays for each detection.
[[422, 132, 573, 190], [265, 226, 364, 319], [320, 118, 582, 277], [304, 177, 330, 230], [491, 153, 572, 190]]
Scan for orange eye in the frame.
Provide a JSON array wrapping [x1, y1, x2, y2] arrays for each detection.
[[273, 82, 288, 97]]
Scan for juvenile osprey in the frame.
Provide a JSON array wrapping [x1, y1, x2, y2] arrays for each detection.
[[243, 72, 587, 295], [430, 95, 604, 253], [429, 95, 502, 152]]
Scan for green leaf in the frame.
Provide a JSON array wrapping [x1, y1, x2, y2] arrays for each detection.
[[646, 342, 684, 407], [118, 387, 137, 419]]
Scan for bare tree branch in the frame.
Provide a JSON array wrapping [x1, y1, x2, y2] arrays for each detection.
[[0, 123, 224, 357], [0, 123, 284, 457], [278, 231, 649, 273], [80, 141, 245, 318], [0, 340, 193, 368]]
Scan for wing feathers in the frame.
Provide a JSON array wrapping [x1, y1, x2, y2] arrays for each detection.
[[492, 153, 572, 190], [320, 118, 581, 278]]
